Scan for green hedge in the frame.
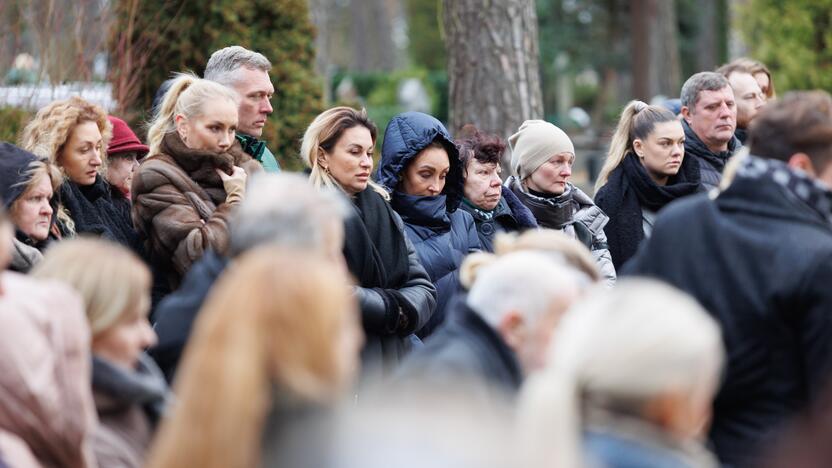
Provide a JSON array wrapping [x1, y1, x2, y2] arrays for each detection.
[[0, 107, 33, 144], [109, 0, 322, 170]]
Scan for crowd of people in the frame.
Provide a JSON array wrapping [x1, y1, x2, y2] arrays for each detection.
[[0, 44, 830, 468]]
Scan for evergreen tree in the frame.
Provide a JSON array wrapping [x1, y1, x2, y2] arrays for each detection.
[[109, 0, 322, 170]]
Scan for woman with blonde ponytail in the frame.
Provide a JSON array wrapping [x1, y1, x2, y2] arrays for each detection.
[[594, 100, 701, 270], [518, 279, 724, 468], [132, 73, 262, 301]]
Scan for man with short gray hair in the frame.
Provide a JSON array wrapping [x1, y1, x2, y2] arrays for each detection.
[[205, 45, 280, 172], [149, 173, 349, 380], [397, 251, 582, 402], [680, 71, 741, 190]]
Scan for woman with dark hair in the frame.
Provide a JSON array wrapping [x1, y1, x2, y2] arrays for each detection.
[[376, 112, 481, 337], [594, 100, 701, 270], [456, 126, 537, 252], [302, 106, 436, 373]]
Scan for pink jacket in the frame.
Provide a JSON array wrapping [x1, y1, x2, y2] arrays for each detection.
[[0, 272, 98, 468]]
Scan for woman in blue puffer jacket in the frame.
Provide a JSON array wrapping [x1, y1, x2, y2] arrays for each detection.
[[377, 112, 481, 338]]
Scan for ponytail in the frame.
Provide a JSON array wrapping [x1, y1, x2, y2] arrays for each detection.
[[146, 73, 198, 156], [595, 100, 646, 193], [594, 101, 677, 194], [146, 72, 240, 156]]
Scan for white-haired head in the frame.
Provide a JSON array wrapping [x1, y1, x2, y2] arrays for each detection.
[[466, 251, 582, 374], [230, 173, 350, 263], [517, 278, 725, 468]]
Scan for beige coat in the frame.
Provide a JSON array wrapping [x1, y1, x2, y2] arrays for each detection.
[[0, 272, 97, 468]]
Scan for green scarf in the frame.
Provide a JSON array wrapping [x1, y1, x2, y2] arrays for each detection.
[[236, 133, 280, 172]]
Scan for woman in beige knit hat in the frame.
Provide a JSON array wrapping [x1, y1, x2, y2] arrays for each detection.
[[504, 120, 616, 285]]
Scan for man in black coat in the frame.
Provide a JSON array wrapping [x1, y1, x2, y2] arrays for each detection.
[[396, 251, 581, 404], [149, 173, 349, 382], [680, 71, 741, 191], [624, 91, 832, 468]]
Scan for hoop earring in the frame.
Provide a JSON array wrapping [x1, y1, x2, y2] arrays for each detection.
[[323, 165, 331, 175]]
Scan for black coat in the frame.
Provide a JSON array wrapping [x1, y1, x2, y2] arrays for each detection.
[[624, 162, 832, 467], [148, 250, 228, 382], [396, 300, 523, 404], [458, 187, 539, 252]]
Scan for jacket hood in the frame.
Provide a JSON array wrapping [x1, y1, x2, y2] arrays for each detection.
[[377, 112, 464, 211]]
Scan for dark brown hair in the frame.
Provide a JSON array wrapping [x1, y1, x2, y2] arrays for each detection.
[[457, 125, 506, 173], [749, 91, 832, 170]]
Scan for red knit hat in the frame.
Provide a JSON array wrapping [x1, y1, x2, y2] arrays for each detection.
[[107, 116, 149, 159]]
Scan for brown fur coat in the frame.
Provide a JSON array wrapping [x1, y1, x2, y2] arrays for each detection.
[[132, 133, 262, 290]]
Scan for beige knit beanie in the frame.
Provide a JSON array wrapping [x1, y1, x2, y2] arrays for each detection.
[[508, 120, 575, 180]]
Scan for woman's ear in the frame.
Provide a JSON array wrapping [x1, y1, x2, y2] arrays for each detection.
[[174, 114, 188, 142], [316, 147, 329, 170], [633, 139, 645, 158]]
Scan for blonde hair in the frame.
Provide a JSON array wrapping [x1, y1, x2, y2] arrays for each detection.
[[19, 97, 112, 235], [460, 229, 601, 288], [31, 238, 151, 335], [722, 57, 776, 99], [300, 106, 389, 199], [20, 96, 112, 167], [146, 72, 240, 156], [9, 160, 62, 233], [146, 247, 358, 468], [517, 279, 724, 468], [595, 100, 679, 193]]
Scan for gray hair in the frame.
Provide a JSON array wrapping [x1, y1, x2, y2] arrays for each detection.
[[466, 251, 580, 328], [680, 71, 730, 109], [229, 173, 350, 256], [204, 45, 272, 86]]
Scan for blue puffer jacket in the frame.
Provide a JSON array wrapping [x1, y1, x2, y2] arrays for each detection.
[[378, 112, 482, 338]]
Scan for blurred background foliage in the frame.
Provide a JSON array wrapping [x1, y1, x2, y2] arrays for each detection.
[[0, 0, 830, 162]]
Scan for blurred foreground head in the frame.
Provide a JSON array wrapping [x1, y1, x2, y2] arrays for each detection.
[[518, 279, 725, 468], [146, 247, 362, 468], [462, 228, 601, 288], [32, 238, 154, 369], [463, 250, 583, 375], [229, 172, 349, 264]]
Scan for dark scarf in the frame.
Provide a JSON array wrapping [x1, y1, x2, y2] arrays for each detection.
[[160, 132, 244, 205], [58, 175, 140, 251], [728, 155, 832, 226], [391, 191, 451, 230], [682, 119, 740, 173], [343, 188, 409, 288], [596, 153, 701, 270], [508, 176, 576, 230], [92, 353, 169, 425], [343, 188, 415, 335], [236, 133, 266, 161]]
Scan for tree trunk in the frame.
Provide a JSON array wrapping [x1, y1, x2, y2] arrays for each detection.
[[696, 0, 718, 71], [443, 0, 543, 140], [632, 0, 681, 100]]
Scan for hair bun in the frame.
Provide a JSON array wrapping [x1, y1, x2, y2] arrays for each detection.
[[634, 100, 649, 113]]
